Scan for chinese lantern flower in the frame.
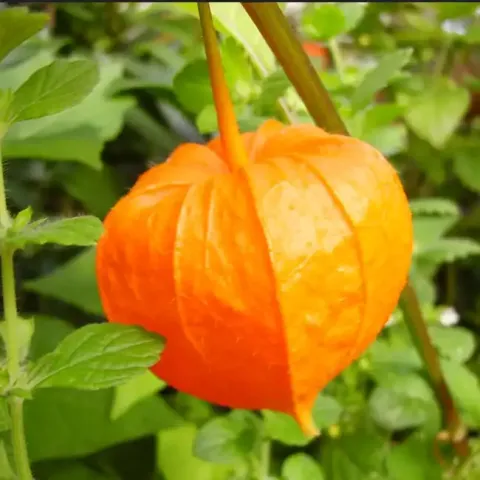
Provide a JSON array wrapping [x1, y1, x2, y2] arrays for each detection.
[[96, 119, 413, 436]]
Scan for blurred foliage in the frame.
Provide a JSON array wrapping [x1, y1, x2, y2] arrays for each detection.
[[1, 2, 480, 479]]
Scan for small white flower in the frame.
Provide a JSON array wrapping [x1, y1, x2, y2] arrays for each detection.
[[439, 307, 459, 327], [385, 314, 397, 327]]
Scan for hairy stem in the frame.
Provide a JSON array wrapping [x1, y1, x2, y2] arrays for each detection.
[[0, 146, 33, 478], [242, 1, 469, 458], [198, 2, 249, 171]]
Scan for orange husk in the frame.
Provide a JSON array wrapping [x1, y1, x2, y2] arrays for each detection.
[[96, 119, 413, 437], [97, 2, 412, 438]]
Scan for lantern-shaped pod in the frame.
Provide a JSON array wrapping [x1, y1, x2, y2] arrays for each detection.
[[96, 119, 413, 435]]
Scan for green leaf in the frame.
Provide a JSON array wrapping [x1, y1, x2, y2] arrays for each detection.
[[54, 164, 123, 219], [173, 60, 213, 114], [220, 36, 253, 101], [351, 49, 412, 110], [386, 433, 442, 480], [441, 359, 480, 428], [429, 326, 476, 363], [6, 215, 103, 250], [413, 216, 458, 247], [27, 323, 164, 390], [11, 206, 33, 232], [3, 59, 133, 168], [24, 316, 183, 462], [302, 4, 346, 41], [369, 374, 439, 431], [453, 147, 480, 193], [29, 316, 75, 361], [24, 248, 103, 315], [8, 60, 99, 123], [263, 394, 343, 446], [405, 78, 470, 149], [111, 370, 166, 420], [255, 70, 291, 115], [0, 7, 48, 63], [361, 124, 407, 157], [26, 387, 184, 462], [282, 453, 325, 480], [171, 393, 216, 426], [321, 418, 389, 480], [410, 198, 460, 217], [194, 410, 261, 465], [157, 425, 232, 480], [337, 4, 366, 32], [0, 90, 14, 126], [175, 2, 275, 74], [3, 126, 104, 169], [417, 238, 480, 264]]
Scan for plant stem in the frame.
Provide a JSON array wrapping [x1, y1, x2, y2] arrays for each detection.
[[9, 397, 31, 480], [400, 284, 469, 457], [197, 2, 250, 171], [329, 38, 346, 83], [241, 2, 346, 134], [242, 1, 469, 458], [0, 146, 33, 479]]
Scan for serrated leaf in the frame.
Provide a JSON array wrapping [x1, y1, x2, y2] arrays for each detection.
[[409, 198, 460, 217], [111, 370, 166, 420], [369, 374, 438, 431], [6, 215, 103, 250], [428, 325, 476, 364], [24, 248, 103, 315], [9, 59, 99, 123], [351, 49, 412, 110], [282, 453, 325, 480], [27, 323, 164, 390], [194, 410, 261, 465], [25, 315, 183, 462], [418, 238, 480, 264], [0, 7, 49, 63], [405, 78, 470, 149]]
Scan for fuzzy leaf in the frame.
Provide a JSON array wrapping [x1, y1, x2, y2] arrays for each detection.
[[27, 323, 164, 390], [410, 198, 460, 217], [6, 216, 103, 250]]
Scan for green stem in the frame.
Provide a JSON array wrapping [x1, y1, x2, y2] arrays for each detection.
[[260, 439, 271, 479], [9, 397, 31, 480], [0, 146, 33, 479], [242, 1, 469, 459], [329, 38, 345, 83]]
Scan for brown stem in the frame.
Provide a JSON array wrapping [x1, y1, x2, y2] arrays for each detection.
[[242, 1, 469, 458]]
